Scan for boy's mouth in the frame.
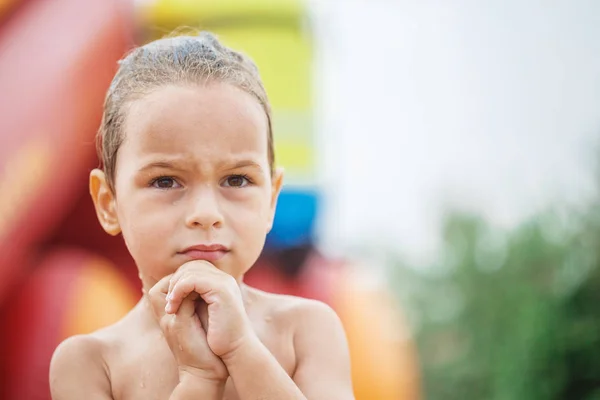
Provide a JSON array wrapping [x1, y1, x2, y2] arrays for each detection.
[[178, 243, 229, 262]]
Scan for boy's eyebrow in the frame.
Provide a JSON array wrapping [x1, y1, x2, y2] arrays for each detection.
[[137, 159, 264, 172], [227, 160, 263, 171], [137, 160, 186, 172]]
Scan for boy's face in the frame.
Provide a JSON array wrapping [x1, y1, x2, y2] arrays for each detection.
[[90, 83, 283, 289]]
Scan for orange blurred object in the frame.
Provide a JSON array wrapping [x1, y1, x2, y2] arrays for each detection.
[[334, 271, 422, 399], [0, 0, 20, 21]]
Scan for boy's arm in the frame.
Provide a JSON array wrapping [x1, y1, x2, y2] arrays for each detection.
[[50, 335, 113, 400], [290, 300, 355, 399], [222, 300, 354, 400]]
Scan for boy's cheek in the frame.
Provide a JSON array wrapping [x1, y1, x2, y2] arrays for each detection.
[[122, 220, 171, 263]]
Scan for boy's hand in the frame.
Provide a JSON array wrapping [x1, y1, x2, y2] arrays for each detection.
[[147, 272, 228, 384], [164, 260, 255, 359]]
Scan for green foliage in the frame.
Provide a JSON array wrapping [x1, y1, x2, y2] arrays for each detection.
[[393, 207, 600, 399]]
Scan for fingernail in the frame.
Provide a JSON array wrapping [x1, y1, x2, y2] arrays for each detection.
[[165, 303, 172, 313], [166, 293, 172, 301]]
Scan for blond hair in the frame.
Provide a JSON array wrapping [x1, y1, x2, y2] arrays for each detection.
[[97, 31, 274, 190]]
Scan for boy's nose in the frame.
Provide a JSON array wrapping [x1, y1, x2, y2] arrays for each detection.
[[185, 189, 224, 229]]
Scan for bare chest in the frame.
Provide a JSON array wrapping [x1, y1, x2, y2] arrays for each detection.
[[109, 321, 296, 400]]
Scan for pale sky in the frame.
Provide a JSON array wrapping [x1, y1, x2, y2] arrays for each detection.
[[310, 0, 600, 264]]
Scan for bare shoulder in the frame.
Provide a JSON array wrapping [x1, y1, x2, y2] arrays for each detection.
[[50, 332, 114, 399], [49, 308, 136, 399], [281, 296, 348, 353], [250, 288, 354, 398], [249, 287, 343, 330]]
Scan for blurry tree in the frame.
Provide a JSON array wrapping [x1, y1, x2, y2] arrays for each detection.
[[393, 204, 600, 399]]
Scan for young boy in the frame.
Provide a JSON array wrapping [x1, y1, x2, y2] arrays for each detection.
[[49, 32, 354, 399]]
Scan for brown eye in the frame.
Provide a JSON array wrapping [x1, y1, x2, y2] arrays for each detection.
[[151, 177, 180, 189], [223, 175, 250, 188]]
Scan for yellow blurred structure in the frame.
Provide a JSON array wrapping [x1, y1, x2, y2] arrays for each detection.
[[139, 0, 315, 185]]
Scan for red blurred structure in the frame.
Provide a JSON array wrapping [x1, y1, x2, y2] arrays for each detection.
[[0, 1, 421, 399], [0, 0, 137, 398]]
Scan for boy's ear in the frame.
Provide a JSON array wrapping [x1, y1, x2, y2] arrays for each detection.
[[89, 169, 121, 236], [267, 167, 284, 233]]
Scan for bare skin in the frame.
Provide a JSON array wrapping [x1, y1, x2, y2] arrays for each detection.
[[49, 83, 354, 399], [51, 283, 351, 400]]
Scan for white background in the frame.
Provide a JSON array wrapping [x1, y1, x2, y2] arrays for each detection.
[[309, 1, 600, 264]]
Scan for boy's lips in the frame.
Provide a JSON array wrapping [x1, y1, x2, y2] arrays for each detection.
[[179, 244, 229, 262]]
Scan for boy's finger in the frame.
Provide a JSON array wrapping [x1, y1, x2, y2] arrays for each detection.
[[166, 276, 212, 314], [195, 299, 209, 332], [147, 274, 173, 319], [177, 291, 199, 318], [167, 271, 181, 300], [167, 260, 219, 298], [163, 297, 212, 362]]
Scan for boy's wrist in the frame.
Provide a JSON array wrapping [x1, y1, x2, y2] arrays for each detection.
[[220, 334, 267, 369], [178, 366, 227, 385], [171, 371, 226, 399]]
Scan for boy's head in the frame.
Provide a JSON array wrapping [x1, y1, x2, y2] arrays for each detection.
[[99, 32, 275, 189], [90, 32, 283, 289]]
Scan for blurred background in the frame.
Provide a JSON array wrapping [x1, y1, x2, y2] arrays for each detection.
[[1, 0, 599, 399]]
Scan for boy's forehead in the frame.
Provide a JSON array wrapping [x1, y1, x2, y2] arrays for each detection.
[[122, 87, 268, 164], [125, 84, 267, 134], [122, 84, 269, 156]]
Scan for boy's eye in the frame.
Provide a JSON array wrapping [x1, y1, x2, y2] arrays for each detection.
[[151, 177, 180, 189], [223, 175, 250, 188]]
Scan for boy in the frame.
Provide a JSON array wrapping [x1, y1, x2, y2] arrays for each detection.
[[49, 33, 354, 399]]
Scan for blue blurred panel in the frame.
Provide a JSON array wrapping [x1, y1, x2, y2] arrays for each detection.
[[265, 187, 319, 250]]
